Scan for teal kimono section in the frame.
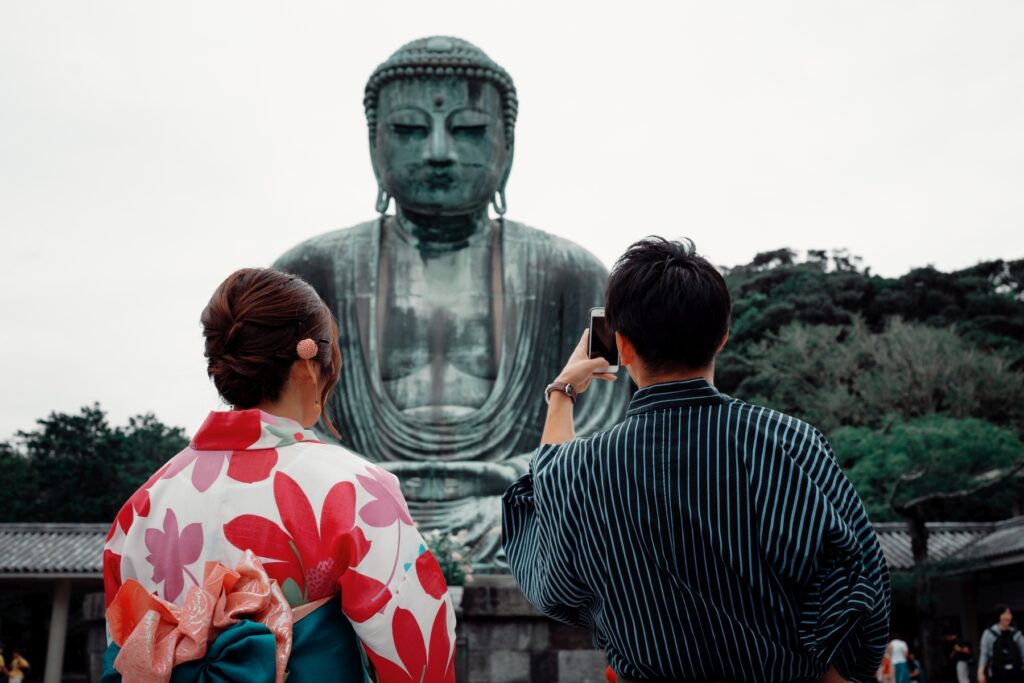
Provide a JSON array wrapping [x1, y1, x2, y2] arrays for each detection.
[[103, 599, 366, 683]]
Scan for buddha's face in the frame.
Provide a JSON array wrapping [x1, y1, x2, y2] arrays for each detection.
[[373, 78, 509, 216]]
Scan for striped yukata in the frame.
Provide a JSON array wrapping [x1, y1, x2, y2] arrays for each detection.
[[502, 378, 891, 683]]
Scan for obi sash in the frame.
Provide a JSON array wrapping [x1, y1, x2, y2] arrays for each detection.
[[103, 598, 364, 683]]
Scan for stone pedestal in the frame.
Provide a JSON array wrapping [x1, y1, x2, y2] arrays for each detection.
[[456, 575, 609, 683]]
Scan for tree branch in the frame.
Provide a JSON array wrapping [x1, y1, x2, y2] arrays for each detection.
[[888, 468, 928, 513], [893, 459, 1024, 515]]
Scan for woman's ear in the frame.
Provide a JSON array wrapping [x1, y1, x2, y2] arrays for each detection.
[[290, 359, 319, 383]]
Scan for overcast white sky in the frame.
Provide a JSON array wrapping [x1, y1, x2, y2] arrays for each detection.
[[1, 1, 1022, 439]]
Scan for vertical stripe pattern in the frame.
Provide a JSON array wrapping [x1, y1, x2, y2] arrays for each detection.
[[502, 378, 891, 682]]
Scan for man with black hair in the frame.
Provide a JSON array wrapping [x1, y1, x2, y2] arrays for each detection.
[[502, 237, 891, 682], [979, 605, 1024, 683]]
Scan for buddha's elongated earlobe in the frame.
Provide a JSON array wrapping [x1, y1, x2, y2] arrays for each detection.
[[376, 185, 391, 214], [491, 189, 507, 216]]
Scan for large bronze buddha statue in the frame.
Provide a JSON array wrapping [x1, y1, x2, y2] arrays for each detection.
[[275, 37, 628, 563]]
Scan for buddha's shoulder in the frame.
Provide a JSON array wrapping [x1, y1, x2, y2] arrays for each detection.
[[503, 219, 608, 276], [273, 220, 378, 272]]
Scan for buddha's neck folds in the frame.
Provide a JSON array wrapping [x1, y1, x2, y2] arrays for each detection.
[[395, 206, 490, 249]]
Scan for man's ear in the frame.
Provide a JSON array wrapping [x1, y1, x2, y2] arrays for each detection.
[[615, 331, 636, 367], [716, 330, 730, 353]]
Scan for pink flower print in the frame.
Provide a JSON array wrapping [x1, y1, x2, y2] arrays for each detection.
[[162, 447, 277, 492], [356, 466, 413, 527], [145, 509, 203, 602], [162, 448, 228, 492]]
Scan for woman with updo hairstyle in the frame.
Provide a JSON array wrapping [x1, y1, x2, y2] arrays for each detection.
[[102, 268, 455, 683]]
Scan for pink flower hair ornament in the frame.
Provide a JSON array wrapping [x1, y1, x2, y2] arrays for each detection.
[[296, 338, 319, 360]]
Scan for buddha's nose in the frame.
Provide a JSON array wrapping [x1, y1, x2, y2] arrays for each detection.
[[426, 126, 457, 165]]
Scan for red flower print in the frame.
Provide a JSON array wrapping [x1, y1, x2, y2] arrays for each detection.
[[356, 466, 414, 527], [110, 460, 173, 539], [339, 568, 392, 623], [144, 509, 203, 602], [365, 602, 454, 683], [226, 448, 278, 483], [191, 410, 262, 450], [415, 551, 447, 600], [224, 472, 370, 602], [103, 549, 122, 607]]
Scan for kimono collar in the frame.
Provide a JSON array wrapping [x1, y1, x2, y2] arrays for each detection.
[[626, 377, 728, 417], [190, 410, 321, 451]]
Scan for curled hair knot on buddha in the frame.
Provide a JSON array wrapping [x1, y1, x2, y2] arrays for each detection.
[[201, 268, 341, 431], [363, 36, 518, 146]]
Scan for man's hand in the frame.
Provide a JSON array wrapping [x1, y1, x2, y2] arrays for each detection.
[[556, 329, 618, 395], [541, 329, 617, 446]]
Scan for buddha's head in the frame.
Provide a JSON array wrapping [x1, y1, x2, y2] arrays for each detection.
[[364, 37, 517, 217]]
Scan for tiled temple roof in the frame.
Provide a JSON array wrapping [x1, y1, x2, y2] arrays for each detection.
[[0, 523, 108, 577]]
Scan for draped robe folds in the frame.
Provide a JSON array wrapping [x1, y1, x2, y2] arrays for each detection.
[[274, 219, 629, 560]]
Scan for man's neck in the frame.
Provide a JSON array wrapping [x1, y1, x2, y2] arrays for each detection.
[[633, 363, 714, 390]]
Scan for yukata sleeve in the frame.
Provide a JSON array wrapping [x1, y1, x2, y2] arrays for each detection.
[[502, 440, 594, 628], [336, 466, 456, 683], [753, 425, 891, 683]]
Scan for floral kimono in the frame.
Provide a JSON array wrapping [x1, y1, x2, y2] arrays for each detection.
[[103, 409, 455, 683]]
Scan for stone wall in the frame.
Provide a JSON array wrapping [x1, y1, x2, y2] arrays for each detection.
[[456, 575, 610, 683]]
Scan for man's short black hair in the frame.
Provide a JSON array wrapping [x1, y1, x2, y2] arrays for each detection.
[[605, 237, 731, 373], [995, 603, 1012, 617]]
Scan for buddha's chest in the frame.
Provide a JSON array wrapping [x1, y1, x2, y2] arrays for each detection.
[[376, 233, 502, 416]]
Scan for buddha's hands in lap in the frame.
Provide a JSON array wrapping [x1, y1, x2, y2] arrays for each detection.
[[379, 460, 526, 501]]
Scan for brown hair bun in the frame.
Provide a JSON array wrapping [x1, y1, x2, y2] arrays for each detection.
[[201, 268, 341, 424]]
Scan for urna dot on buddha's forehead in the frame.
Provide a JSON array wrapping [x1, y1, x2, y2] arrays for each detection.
[[363, 36, 519, 141]]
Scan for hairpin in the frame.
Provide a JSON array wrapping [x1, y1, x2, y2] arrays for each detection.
[[296, 338, 319, 360]]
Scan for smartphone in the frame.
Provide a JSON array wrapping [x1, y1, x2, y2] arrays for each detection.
[[588, 307, 619, 372]]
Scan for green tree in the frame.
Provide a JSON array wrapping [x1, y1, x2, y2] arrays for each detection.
[[736, 318, 1024, 436], [834, 416, 1024, 522], [0, 405, 187, 523]]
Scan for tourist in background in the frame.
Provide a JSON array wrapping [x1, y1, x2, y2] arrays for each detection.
[[503, 237, 891, 682], [6, 649, 28, 683], [948, 633, 973, 683], [889, 634, 910, 683], [103, 268, 455, 682], [907, 650, 925, 683], [979, 604, 1024, 683]]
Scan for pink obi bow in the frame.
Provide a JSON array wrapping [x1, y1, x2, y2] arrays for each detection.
[[106, 550, 293, 683]]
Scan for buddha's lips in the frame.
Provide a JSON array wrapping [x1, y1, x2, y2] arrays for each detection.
[[423, 171, 457, 189]]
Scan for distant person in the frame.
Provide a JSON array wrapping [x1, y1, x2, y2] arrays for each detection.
[[949, 633, 973, 683], [502, 237, 892, 682], [908, 650, 925, 683], [979, 604, 1024, 683], [889, 635, 910, 683], [6, 649, 28, 683], [877, 651, 895, 683], [103, 269, 455, 682]]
